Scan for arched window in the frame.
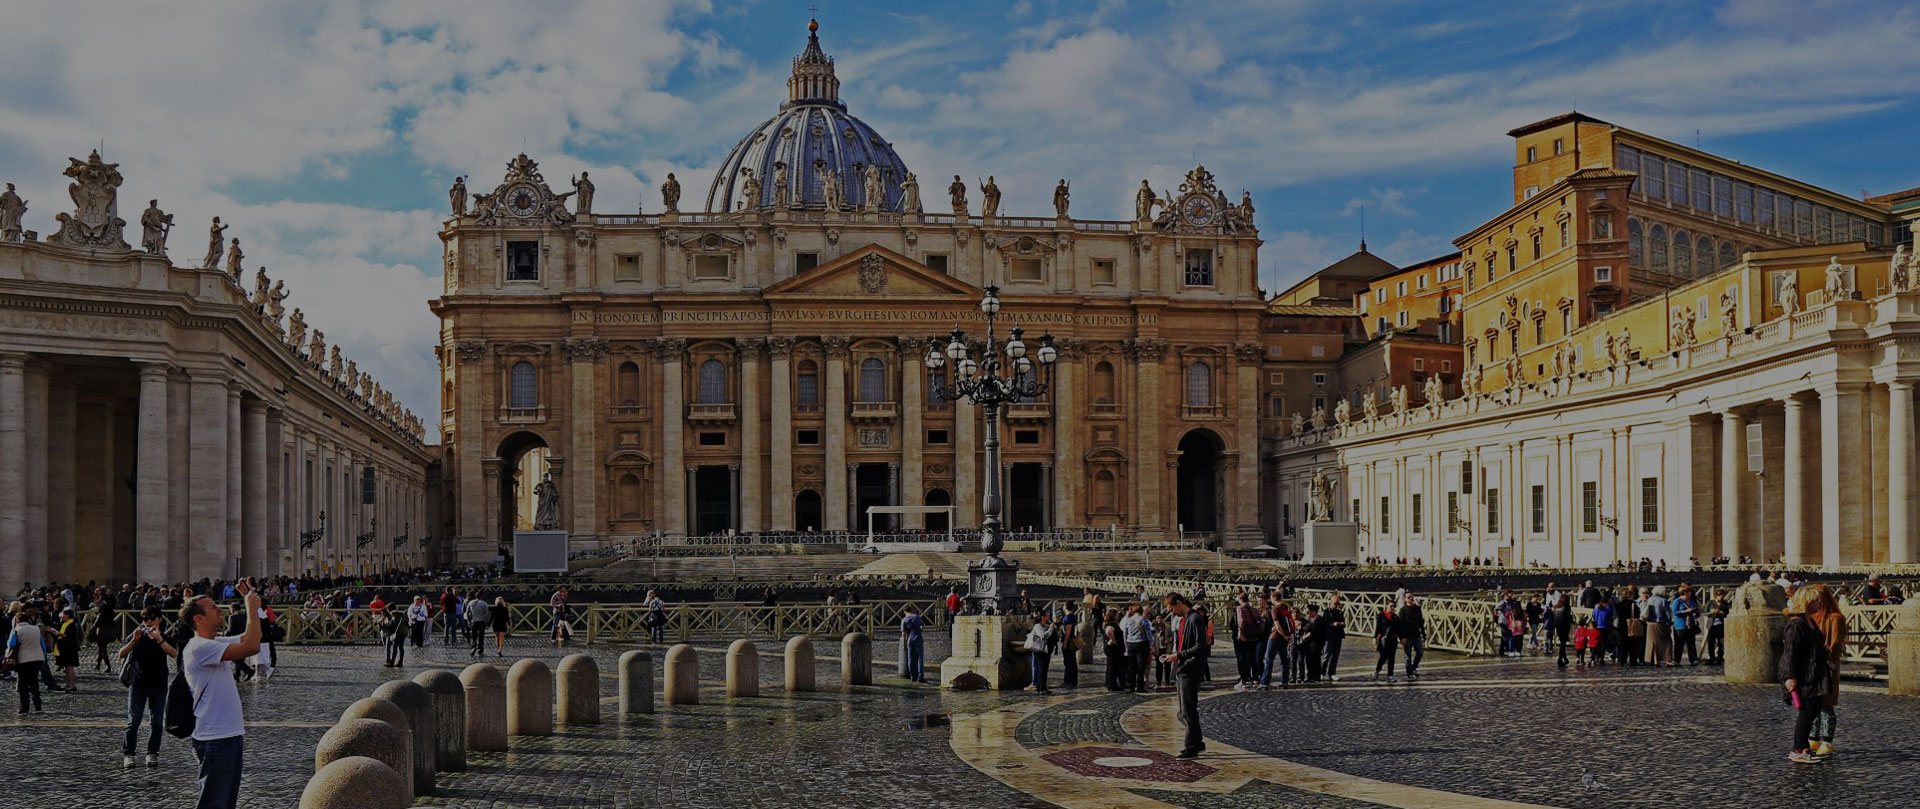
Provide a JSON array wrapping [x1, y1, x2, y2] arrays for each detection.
[[1696, 235, 1714, 275], [1627, 218, 1644, 268], [1092, 470, 1118, 513], [617, 472, 643, 519], [1186, 362, 1212, 408], [797, 360, 819, 406], [509, 361, 538, 408], [1719, 242, 1737, 270], [616, 361, 642, 406], [1648, 224, 1668, 272], [696, 358, 727, 404], [1092, 361, 1117, 404], [858, 357, 887, 402], [1673, 230, 1693, 277]]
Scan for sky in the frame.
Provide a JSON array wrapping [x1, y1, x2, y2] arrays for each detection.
[[2, 0, 1916, 437]]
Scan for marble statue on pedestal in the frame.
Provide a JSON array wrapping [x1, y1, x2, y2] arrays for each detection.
[[1052, 179, 1069, 217], [980, 176, 1000, 219], [139, 200, 172, 254], [862, 163, 883, 213], [1134, 180, 1155, 224], [739, 168, 761, 210], [900, 171, 921, 213], [225, 238, 244, 282], [1307, 468, 1335, 523], [448, 176, 467, 216], [661, 173, 681, 213], [0, 183, 24, 242], [571, 171, 594, 215], [533, 472, 560, 530], [773, 163, 790, 209], [48, 150, 129, 250], [948, 175, 967, 216]]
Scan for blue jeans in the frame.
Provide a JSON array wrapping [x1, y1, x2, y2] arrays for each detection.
[[1029, 651, 1050, 692], [1260, 638, 1290, 686], [123, 684, 166, 755], [192, 734, 244, 809], [904, 636, 925, 682]]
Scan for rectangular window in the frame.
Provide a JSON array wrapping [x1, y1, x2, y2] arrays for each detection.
[[1376, 288, 1388, 303], [694, 254, 730, 279], [1011, 257, 1045, 281], [1713, 176, 1733, 218], [1379, 496, 1391, 533], [1526, 146, 1537, 162], [1013, 429, 1041, 445], [1312, 395, 1327, 411], [1310, 345, 1326, 358], [926, 254, 949, 274], [1530, 485, 1546, 533], [1184, 249, 1214, 286], [1446, 491, 1460, 533], [1756, 189, 1775, 228], [1668, 161, 1688, 205], [1582, 481, 1599, 533], [615, 254, 641, 281], [1396, 311, 1409, 327], [1351, 498, 1360, 523], [1091, 258, 1116, 285], [507, 240, 540, 282], [1460, 460, 1474, 494], [1552, 137, 1564, 155], [1312, 373, 1327, 386], [925, 429, 949, 445], [1414, 358, 1425, 371], [1485, 488, 1500, 535], [1640, 477, 1660, 532], [1561, 310, 1570, 335], [1595, 265, 1612, 283], [1269, 397, 1285, 417], [1417, 274, 1429, 290], [1396, 281, 1407, 297], [796, 429, 820, 446], [1642, 154, 1665, 199], [698, 431, 726, 447], [1411, 493, 1423, 534], [1690, 168, 1711, 210], [795, 252, 819, 273]]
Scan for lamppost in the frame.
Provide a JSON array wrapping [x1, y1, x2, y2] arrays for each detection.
[[925, 285, 1057, 614]]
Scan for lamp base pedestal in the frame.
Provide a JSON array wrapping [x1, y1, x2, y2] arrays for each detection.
[[939, 614, 1032, 691]]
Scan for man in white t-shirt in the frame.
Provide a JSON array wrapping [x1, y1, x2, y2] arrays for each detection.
[[180, 580, 263, 809]]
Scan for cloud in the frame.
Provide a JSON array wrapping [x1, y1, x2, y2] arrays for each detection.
[[1342, 187, 1419, 218]]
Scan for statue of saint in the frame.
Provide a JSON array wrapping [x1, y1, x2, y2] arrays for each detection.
[[139, 200, 172, 254], [1423, 374, 1443, 415], [739, 168, 761, 210], [1890, 244, 1911, 292], [1307, 468, 1335, 523], [533, 472, 560, 530], [267, 280, 288, 323], [661, 172, 681, 213], [772, 163, 790, 209], [309, 329, 326, 364], [821, 165, 843, 211], [1289, 411, 1305, 435], [1360, 390, 1377, 421], [572, 171, 594, 215], [948, 175, 968, 216], [1823, 256, 1851, 301], [862, 163, 884, 212], [1052, 179, 1070, 217], [1134, 180, 1155, 224], [328, 345, 343, 380], [980, 175, 1001, 219], [202, 217, 228, 269], [251, 267, 271, 310], [1390, 385, 1408, 414], [225, 237, 244, 281], [1720, 288, 1739, 342], [0, 183, 23, 241], [1602, 331, 1618, 367], [1333, 398, 1351, 425], [287, 307, 307, 349], [1238, 190, 1255, 225], [1308, 405, 1327, 433], [900, 171, 921, 213], [448, 176, 467, 216]]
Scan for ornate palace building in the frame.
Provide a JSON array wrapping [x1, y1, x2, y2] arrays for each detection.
[[0, 153, 434, 591], [1269, 114, 1920, 569], [434, 21, 1269, 561]]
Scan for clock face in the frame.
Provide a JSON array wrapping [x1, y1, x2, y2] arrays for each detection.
[[506, 184, 539, 218], [1180, 193, 1216, 226]]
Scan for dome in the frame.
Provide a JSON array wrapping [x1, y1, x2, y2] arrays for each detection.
[[705, 20, 912, 214]]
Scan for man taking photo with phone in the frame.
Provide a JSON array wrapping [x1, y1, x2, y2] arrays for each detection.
[[179, 577, 263, 809]]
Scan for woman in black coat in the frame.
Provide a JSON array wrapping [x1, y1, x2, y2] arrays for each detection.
[[1779, 589, 1830, 763]]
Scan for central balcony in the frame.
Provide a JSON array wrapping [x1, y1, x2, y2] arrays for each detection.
[[1006, 402, 1053, 423], [850, 401, 898, 422], [498, 405, 548, 424], [687, 402, 737, 425]]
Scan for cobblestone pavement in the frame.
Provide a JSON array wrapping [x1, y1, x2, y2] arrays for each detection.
[[7, 636, 1918, 809]]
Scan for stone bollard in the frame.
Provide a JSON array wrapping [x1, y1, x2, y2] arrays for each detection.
[[1724, 610, 1787, 684], [507, 658, 555, 736], [314, 718, 409, 803], [299, 755, 409, 809], [1889, 601, 1920, 696], [618, 650, 654, 716], [337, 697, 413, 798], [371, 680, 437, 796], [726, 639, 760, 698], [459, 663, 507, 752], [785, 636, 815, 692], [412, 669, 467, 772], [557, 653, 602, 726], [841, 632, 872, 686], [664, 644, 699, 705]]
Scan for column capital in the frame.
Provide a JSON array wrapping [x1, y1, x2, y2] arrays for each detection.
[[1784, 393, 1811, 409], [242, 397, 269, 414], [739, 336, 769, 360], [823, 336, 852, 359], [767, 336, 794, 359], [135, 360, 173, 380], [0, 352, 26, 373], [1891, 379, 1914, 392]]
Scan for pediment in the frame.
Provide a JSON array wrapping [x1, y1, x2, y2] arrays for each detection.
[[762, 245, 981, 298]]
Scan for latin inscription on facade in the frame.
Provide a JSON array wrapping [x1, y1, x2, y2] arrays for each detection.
[[571, 309, 1153, 326]]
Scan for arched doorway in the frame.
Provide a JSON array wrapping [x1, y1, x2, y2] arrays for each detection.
[[1175, 429, 1224, 539], [925, 488, 951, 532], [497, 431, 552, 550], [795, 490, 823, 532]]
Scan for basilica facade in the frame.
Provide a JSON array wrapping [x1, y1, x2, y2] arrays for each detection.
[[434, 21, 1269, 561]]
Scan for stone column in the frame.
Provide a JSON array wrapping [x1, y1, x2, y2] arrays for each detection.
[[243, 399, 269, 578], [824, 337, 850, 531], [728, 464, 741, 533], [48, 380, 77, 581], [1233, 344, 1261, 543], [567, 339, 602, 543], [900, 339, 925, 529], [769, 340, 794, 530], [1719, 409, 1745, 561], [454, 341, 487, 560], [23, 362, 47, 586], [656, 339, 687, 535], [0, 353, 25, 594], [845, 463, 859, 531], [1131, 340, 1166, 535], [1774, 393, 1804, 564], [227, 385, 244, 578], [740, 339, 765, 533], [1820, 385, 1871, 566], [265, 408, 285, 575], [955, 398, 977, 529], [188, 372, 230, 578], [1889, 381, 1915, 565], [1050, 346, 1077, 530]]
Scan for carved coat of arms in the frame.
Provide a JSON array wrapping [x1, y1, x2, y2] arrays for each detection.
[[857, 253, 887, 294]]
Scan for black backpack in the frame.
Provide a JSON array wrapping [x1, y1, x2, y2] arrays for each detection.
[[164, 666, 204, 739]]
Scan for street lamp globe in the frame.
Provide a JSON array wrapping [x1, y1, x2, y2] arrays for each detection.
[[959, 356, 979, 377], [1005, 326, 1027, 359], [979, 286, 1002, 316], [1036, 333, 1058, 365], [924, 339, 946, 370]]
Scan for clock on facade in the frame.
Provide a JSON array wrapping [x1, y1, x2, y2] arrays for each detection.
[[1180, 193, 1217, 227]]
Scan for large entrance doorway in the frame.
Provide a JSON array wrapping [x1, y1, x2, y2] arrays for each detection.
[[925, 489, 951, 532], [496, 432, 552, 548], [795, 490, 823, 532], [855, 463, 893, 532], [693, 465, 733, 536], [1176, 430, 1223, 538], [1008, 463, 1047, 531]]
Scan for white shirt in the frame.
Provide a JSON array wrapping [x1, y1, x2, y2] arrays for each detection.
[[183, 635, 246, 741], [8, 623, 47, 664], [1120, 614, 1148, 644], [407, 603, 430, 623]]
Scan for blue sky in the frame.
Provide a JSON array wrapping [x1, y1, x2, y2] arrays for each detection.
[[2, 0, 1916, 433]]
